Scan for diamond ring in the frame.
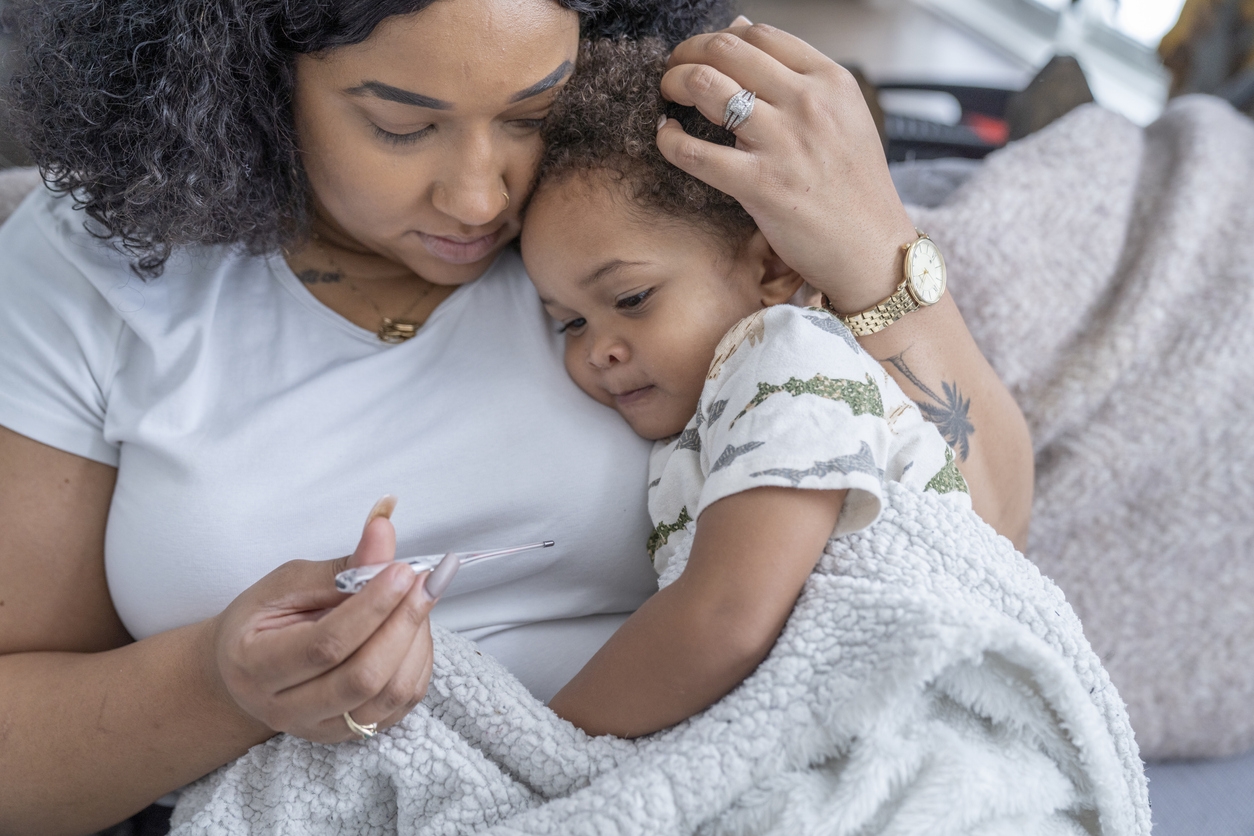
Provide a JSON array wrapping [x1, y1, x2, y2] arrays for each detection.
[[722, 88, 756, 132]]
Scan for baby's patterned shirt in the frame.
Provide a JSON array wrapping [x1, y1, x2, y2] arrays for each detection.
[[646, 305, 970, 583]]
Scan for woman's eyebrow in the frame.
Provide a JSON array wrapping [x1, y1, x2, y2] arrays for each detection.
[[345, 61, 572, 110], [510, 61, 574, 103], [345, 81, 452, 110]]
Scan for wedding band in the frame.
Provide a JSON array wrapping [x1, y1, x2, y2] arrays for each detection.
[[722, 88, 756, 132], [343, 711, 378, 741]]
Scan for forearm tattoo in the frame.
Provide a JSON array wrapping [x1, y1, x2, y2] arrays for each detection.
[[297, 269, 342, 285], [884, 352, 974, 461]]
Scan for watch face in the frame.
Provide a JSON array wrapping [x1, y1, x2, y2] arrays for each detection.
[[906, 238, 946, 305]]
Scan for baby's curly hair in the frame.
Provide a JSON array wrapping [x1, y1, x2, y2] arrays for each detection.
[[6, 0, 734, 275], [536, 37, 755, 246]]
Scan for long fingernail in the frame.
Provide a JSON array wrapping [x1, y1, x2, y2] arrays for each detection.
[[733, 15, 752, 25], [423, 552, 459, 600], [363, 495, 397, 532], [657, 114, 668, 131]]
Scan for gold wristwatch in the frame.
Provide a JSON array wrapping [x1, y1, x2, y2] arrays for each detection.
[[823, 231, 947, 336]]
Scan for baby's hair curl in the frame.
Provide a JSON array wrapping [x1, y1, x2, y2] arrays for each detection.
[[6, 0, 734, 275], [536, 37, 755, 247]]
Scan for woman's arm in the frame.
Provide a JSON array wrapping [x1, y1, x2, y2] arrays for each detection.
[[657, 21, 1033, 549], [0, 426, 259, 834], [548, 486, 844, 738], [0, 427, 437, 835], [861, 297, 1033, 548]]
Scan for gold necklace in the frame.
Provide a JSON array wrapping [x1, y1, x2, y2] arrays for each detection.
[[312, 235, 435, 344]]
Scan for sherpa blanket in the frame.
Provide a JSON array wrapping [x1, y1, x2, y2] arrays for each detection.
[[910, 95, 1254, 760], [170, 484, 1148, 836]]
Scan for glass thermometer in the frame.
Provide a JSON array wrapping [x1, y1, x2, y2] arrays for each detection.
[[334, 540, 555, 594]]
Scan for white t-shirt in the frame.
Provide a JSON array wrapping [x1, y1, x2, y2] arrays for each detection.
[[647, 305, 970, 585], [0, 190, 658, 701]]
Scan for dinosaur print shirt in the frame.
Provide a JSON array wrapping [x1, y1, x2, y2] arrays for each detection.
[[646, 304, 970, 581]]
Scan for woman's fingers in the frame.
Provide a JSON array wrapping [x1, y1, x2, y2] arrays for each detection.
[[362, 494, 397, 534], [242, 559, 418, 691], [341, 617, 434, 736], [247, 515, 401, 680], [212, 495, 443, 741], [309, 629, 433, 744], [273, 509, 398, 621], [666, 24, 833, 101], [655, 117, 757, 203], [671, 23, 830, 79], [664, 31, 794, 106], [273, 569, 435, 728], [735, 23, 833, 76], [659, 63, 779, 147], [325, 503, 399, 582]]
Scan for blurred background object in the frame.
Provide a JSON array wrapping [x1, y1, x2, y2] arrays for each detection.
[[740, 0, 1184, 123], [0, 0, 31, 169], [1003, 54, 1094, 139], [1159, 0, 1254, 113]]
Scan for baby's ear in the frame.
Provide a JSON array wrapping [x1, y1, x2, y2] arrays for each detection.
[[745, 230, 805, 306]]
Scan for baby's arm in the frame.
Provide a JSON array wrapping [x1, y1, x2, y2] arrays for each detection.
[[548, 485, 845, 738]]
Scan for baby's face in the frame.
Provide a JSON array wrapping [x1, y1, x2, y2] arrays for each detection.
[[522, 177, 767, 440]]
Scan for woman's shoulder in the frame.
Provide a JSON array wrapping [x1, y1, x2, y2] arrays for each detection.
[[0, 189, 130, 334], [0, 189, 278, 329], [2, 189, 222, 304], [4, 187, 133, 271], [0, 191, 137, 463]]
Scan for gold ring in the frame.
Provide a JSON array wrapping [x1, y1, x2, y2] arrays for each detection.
[[501, 190, 510, 211], [343, 711, 378, 740]]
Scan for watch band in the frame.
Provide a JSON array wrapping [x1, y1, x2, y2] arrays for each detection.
[[831, 282, 920, 336], [821, 230, 940, 337]]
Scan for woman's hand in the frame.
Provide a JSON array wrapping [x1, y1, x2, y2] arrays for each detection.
[[210, 498, 438, 743], [658, 18, 917, 314], [659, 20, 1035, 548]]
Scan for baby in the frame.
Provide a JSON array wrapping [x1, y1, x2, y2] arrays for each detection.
[[520, 39, 971, 737]]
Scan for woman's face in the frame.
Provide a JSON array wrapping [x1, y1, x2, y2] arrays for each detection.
[[293, 0, 579, 285]]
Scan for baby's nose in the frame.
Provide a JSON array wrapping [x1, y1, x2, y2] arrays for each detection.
[[589, 335, 630, 369]]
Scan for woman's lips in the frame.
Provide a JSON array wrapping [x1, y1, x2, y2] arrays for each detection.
[[417, 229, 502, 265]]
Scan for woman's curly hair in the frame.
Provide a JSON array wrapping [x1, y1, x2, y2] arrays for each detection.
[[537, 37, 754, 247], [6, 0, 734, 275]]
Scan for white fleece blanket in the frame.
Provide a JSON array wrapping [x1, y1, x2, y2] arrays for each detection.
[[171, 484, 1148, 836], [910, 96, 1254, 760]]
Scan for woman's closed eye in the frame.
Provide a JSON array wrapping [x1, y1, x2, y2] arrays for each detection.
[[508, 116, 548, 132], [372, 123, 436, 146]]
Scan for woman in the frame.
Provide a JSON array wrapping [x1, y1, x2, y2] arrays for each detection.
[[0, 0, 1033, 833]]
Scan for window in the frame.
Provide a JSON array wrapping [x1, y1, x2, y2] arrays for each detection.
[[919, 0, 1184, 123]]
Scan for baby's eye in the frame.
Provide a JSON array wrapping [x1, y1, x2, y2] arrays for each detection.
[[557, 317, 587, 334], [616, 289, 654, 310]]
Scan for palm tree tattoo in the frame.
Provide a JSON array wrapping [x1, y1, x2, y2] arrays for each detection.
[[885, 352, 974, 461]]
